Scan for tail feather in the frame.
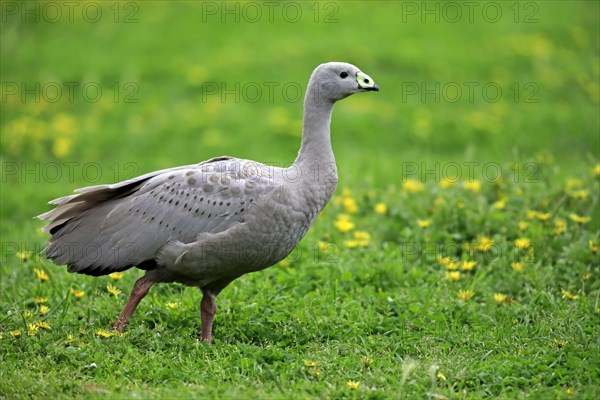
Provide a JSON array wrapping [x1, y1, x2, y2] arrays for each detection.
[[38, 175, 158, 276]]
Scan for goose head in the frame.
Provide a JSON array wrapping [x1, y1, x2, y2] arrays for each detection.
[[308, 62, 379, 103]]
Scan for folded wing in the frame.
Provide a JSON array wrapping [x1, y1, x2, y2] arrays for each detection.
[[39, 157, 275, 276]]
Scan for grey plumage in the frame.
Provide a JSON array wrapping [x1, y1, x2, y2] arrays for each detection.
[[38, 62, 379, 341]]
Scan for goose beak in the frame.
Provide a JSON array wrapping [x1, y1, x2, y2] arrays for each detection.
[[357, 71, 379, 91], [365, 83, 379, 92]]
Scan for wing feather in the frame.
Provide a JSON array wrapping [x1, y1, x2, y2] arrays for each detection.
[[39, 157, 276, 276]]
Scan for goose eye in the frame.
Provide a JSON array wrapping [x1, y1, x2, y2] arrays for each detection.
[[363, 78, 370, 84], [340, 72, 348, 79]]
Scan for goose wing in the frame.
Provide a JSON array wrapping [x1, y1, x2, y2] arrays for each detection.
[[39, 157, 276, 276]]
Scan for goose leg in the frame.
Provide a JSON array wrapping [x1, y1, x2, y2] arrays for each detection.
[[200, 290, 217, 343], [113, 275, 154, 332]]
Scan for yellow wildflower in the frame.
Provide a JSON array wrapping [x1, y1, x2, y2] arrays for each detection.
[[16, 251, 32, 262], [70, 288, 85, 299], [554, 338, 567, 348], [9, 330, 22, 338], [52, 137, 72, 158], [342, 197, 359, 214], [461, 260, 477, 271], [344, 239, 369, 248], [317, 241, 332, 251], [374, 202, 387, 215], [304, 360, 317, 367], [109, 272, 124, 280], [583, 271, 591, 280], [511, 262, 524, 272], [440, 177, 456, 189], [166, 302, 179, 310], [437, 372, 447, 381], [493, 198, 506, 209], [518, 221, 528, 231], [437, 255, 453, 266], [589, 240, 598, 253], [39, 305, 50, 315], [344, 240, 358, 248], [493, 293, 507, 304], [354, 231, 371, 241], [34, 297, 47, 305], [536, 213, 551, 221], [278, 259, 290, 268], [27, 323, 38, 336], [561, 289, 579, 300], [462, 180, 481, 193], [526, 210, 538, 220], [593, 163, 600, 177], [569, 213, 591, 224], [565, 388, 575, 396], [66, 334, 74, 344], [347, 380, 360, 390], [457, 289, 474, 301], [445, 261, 458, 271], [554, 220, 567, 235], [96, 329, 115, 338], [34, 268, 49, 282], [336, 213, 352, 222], [308, 368, 321, 378], [403, 179, 424, 193], [362, 357, 373, 368], [106, 284, 121, 297], [417, 219, 431, 228], [446, 271, 461, 282], [514, 238, 531, 249], [569, 189, 588, 199], [35, 321, 51, 330], [438, 256, 457, 270], [476, 236, 495, 252], [334, 219, 355, 233]]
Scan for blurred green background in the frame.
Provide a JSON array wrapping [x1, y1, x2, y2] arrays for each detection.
[[1, 1, 598, 243]]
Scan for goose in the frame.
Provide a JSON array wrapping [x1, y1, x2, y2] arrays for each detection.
[[38, 62, 379, 342]]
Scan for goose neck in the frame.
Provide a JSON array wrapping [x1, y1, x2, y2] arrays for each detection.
[[295, 92, 335, 168]]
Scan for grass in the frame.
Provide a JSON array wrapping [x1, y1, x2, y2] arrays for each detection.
[[1, 1, 599, 399]]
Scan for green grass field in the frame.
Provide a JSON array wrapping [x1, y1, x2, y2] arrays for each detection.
[[1, 1, 599, 398]]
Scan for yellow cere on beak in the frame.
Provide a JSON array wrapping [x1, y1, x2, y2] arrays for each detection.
[[356, 71, 379, 91]]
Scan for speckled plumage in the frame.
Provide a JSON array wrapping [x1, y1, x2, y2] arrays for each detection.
[[38, 62, 379, 341]]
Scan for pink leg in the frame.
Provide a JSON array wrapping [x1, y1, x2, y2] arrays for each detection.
[[200, 291, 217, 343], [113, 275, 154, 332]]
